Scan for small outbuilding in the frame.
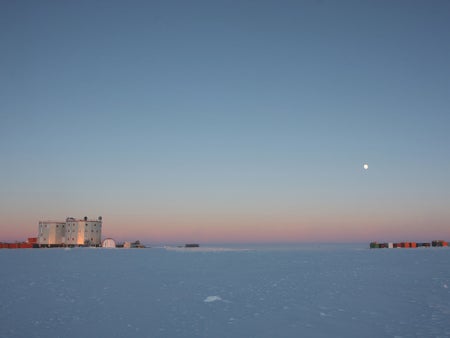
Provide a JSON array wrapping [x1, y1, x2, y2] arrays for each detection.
[[102, 238, 116, 248]]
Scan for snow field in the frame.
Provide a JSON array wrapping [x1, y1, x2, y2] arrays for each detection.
[[1, 245, 449, 337]]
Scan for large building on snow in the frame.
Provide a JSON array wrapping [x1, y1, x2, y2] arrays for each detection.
[[37, 221, 66, 245], [38, 216, 103, 246]]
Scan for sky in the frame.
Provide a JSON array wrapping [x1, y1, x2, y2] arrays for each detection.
[[1, 0, 450, 244]]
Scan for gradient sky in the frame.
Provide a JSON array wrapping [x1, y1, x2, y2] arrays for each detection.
[[1, 0, 450, 244]]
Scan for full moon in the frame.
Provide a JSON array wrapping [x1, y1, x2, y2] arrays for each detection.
[[363, 163, 369, 170]]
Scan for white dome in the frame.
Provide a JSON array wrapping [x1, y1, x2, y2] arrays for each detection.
[[102, 238, 116, 248]]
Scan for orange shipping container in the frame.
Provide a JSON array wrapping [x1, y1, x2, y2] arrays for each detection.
[[411, 242, 417, 248]]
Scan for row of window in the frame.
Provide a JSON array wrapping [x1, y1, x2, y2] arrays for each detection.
[[40, 238, 98, 242], [40, 227, 101, 231], [40, 224, 101, 228], [65, 238, 95, 241]]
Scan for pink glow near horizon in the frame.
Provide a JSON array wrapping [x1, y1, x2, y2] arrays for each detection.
[[1, 213, 449, 244]]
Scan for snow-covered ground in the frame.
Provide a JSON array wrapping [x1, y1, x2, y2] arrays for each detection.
[[1, 244, 449, 338]]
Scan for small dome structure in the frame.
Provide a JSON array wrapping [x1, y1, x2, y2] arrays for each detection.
[[102, 238, 116, 248]]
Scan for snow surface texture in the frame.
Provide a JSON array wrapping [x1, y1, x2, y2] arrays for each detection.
[[1, 244, 450, 338]]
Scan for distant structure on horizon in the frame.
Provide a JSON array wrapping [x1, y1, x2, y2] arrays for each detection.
[[102, 238, 116, 248], [38, 216, 102, 246]]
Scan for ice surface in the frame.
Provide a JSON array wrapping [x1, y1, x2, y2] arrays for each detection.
[[1, 244, 450, 337], [204, 296, 222, 303]]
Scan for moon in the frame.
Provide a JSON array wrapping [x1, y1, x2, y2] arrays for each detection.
[[363, 163, 369, 170]]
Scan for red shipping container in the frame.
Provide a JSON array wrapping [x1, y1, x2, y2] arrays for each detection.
[[8, 243, 19, 249], [27, 237, 38, 244], [19, 243, 33, 249]]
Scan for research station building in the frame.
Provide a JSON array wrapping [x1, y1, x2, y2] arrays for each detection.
[[38, 216, 103, 246], [37, 221, 66, 245]]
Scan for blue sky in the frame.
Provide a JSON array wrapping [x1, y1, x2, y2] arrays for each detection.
[[1, 0, 450, 243]]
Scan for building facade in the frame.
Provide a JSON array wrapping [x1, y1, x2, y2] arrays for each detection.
[[38, 216, 102, 246], [65, 217, 102, 246], [38, 221, 66, 245]]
